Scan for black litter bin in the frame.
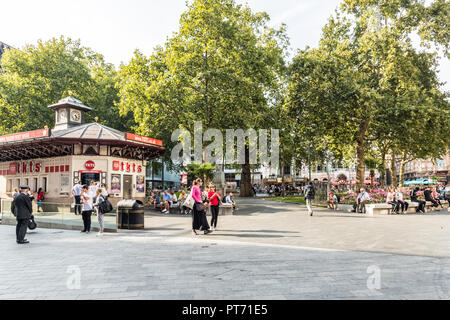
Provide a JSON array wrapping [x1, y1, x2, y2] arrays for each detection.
[[117, 200, 144, 230]]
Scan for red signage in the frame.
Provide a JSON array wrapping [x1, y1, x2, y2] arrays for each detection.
[[7, 161, 42, 175], [85, 161, 95, 170], [126, 133, 163, 147], [113, 160, 142, 173], [0, 129, 50, 144]]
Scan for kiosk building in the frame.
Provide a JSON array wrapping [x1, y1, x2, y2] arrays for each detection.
[[0, 97, 165, 204]]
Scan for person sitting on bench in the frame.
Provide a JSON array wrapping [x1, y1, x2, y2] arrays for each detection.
[[395, 187, 409, 214], [424, 186, 440, 208], [386, 187, 399, 214], [353, 188, 371, 213], [327, 192, 338, 210], [150, 192, 161, 209], [410, 187, 425, 213]]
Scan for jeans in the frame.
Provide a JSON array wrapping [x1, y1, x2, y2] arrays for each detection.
[[96, 208, 104, 233], [412, 200, 426, 212], [306, 198, 313, 214], [82, 210, 93, 232], [210, 205, 219, 228], [397, 200, 409, 212], [74, 196, 82, 215]]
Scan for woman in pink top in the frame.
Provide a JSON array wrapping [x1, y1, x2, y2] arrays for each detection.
[[191, 178, 212, 235]]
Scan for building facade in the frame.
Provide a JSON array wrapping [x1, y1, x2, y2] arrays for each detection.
[[0, 97, 165, 204]]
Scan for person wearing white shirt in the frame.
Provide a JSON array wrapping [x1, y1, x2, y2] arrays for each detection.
[[72, 181, 83, 215], [80, 185, 93, 233], [386, 187, 400, 214], [395, 187, 409, 214], [354, 188, 370, 213]]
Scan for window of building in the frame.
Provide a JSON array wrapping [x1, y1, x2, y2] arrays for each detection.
[[42, 177, 47, 193]]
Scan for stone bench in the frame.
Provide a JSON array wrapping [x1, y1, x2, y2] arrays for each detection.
[[425, 200, 449, 213], [366, 200, 448, 216], [219, 203, 234, 216]]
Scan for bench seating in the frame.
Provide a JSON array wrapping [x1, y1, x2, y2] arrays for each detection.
[[149, 202, 234, 215], [366, 200, 448, 215]]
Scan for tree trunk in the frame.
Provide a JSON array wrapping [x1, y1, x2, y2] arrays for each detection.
[[281, 148, 285, 197], [391, 151, 397, 187], [370, 170, 375, 187], [399, 152, 407, 187], [380, 152, 386, 188], [356, 120, 369, 191], [240, 145, 253, 197]]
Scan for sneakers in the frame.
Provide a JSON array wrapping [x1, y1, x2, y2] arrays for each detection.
[[161, 209, 168, 214], [96, 232, 103, 237]]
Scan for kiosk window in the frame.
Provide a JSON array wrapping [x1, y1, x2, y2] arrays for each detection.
[[81, 173, 100, 186]]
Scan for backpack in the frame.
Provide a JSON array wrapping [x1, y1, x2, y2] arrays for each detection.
[[222, 196, 227, 203], [335, 194, 340, 203], [305, 185, 315, 197], [99, 196, 113, 214]]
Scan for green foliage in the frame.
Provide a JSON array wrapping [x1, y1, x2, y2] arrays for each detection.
[[286, 1, 450, 189], [184, 162, 216, 184], [0, 36, 133, 135], [117, 0, 288, 172]]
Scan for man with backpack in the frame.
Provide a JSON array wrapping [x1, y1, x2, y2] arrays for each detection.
[[304, 181, 315, 216]]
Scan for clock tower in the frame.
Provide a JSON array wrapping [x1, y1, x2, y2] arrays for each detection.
[[48, 96, 92, 131]]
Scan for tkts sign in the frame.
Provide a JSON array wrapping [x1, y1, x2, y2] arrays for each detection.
[[9, 161, 42, 174], [112, 161, 143, 173]]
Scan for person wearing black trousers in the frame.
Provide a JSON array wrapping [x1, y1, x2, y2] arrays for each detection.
[[11, 185, 33, 244], [410, 187, 426, 213], [208, 185, 221, 231], [424, 187, 439, 208], [80, 185, 93, 233]]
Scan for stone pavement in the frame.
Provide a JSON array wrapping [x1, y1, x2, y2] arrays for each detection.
[[1, 198, 449, 300], [145, 198, 450, 257]]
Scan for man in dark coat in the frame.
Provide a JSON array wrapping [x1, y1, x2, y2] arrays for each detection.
[[11, 185, 33, 244]]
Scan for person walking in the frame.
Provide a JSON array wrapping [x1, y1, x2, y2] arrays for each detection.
[[80, 185, 93, 233], [304, 181, 315, 216], [93, 188, 106, 237], [37, 187, 44, 213], [191, 178, 212, 235], [11, 185, 33, 244], [208, 185, 221, 231], [72, 181, 82, 215]]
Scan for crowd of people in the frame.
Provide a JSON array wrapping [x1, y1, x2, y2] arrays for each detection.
[[147, 179, 239, 235], [148, 186, 237, 216], [345, 185, 448, 214]]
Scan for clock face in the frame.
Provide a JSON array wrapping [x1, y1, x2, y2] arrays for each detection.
[[58, 109, 67, 122], [70, 109, 81, 122]]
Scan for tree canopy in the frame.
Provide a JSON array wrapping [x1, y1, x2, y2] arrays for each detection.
[[0, 36, 133, 135]]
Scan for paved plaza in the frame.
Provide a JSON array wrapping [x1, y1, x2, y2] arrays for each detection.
[[1, 198, 450, 300]]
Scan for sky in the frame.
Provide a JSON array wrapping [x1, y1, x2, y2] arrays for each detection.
[[1, 0, 449, 91]]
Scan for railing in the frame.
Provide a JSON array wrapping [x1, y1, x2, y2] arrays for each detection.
[[1, 199, 117, 232]]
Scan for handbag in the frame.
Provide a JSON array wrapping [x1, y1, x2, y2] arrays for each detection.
[[194, 202, 205, 212], [28, 215, 37, 230], [184, 193, 195, 209]]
